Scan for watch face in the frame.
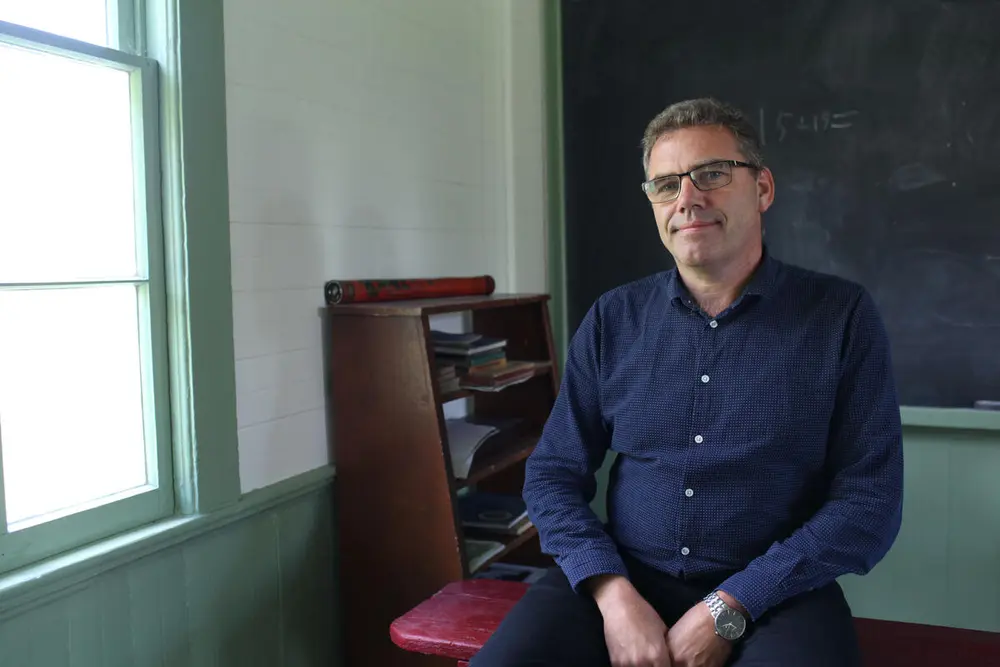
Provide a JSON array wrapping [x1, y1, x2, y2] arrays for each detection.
[[715, 608, 746, 641]]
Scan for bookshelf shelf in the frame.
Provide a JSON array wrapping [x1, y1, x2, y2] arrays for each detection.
[[466, 525, 540, 574], [441, 389, 473, 403], [325, 292, 559, 666]]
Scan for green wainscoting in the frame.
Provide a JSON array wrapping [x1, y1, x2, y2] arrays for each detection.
[[839, 424, 1000, 633], [0, 470, 340, 667], [589, 424, 1000, 633]]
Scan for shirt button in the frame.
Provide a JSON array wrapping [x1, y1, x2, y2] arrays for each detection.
[[681, 547, 690, 556], [701, 374, 710, 383], [694, 434, 704, 444], [685, 488, 694, 497], [709, 320, 718, 328]]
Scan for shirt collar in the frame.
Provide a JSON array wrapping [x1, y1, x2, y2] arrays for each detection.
[[742, 246, 781, 298], [666, 246, 782, 306]]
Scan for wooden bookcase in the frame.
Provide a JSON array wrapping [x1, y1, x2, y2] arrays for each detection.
[[325, 293, 559, 667]]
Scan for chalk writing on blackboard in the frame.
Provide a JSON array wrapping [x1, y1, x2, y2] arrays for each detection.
[[758, 108, 859, 145]]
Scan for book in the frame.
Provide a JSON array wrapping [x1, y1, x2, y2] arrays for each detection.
[[458, 492, 529, 532], [464, 538, 505, 573], [439, 376, 462, 394], [430, 330, 484, 345], [445, 418, 502, 478], [460, 360, 542, 390], [436, 348, 507, 369], [433, 335, 507, 356], [472, 562, 548, 584]]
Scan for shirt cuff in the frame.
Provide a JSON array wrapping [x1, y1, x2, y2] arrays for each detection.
[[716, 568, 786, 622], [558, 548, 630, 593]]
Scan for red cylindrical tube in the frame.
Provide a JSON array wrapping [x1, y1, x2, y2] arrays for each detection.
[[324, 275, 496, 305]]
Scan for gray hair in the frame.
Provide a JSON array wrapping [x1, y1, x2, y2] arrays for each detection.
[[641, 98, 764, 174]]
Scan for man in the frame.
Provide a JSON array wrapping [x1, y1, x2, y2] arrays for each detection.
[[469, 98, 904, 667]]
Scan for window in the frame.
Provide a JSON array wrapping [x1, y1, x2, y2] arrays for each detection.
[[0, 3, 171, 573]]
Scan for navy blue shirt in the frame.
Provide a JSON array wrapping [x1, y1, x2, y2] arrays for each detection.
[[523, 251, 904, 621]]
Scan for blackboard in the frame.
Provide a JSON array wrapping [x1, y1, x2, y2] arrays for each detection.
[[561, 0, 1000, 408]]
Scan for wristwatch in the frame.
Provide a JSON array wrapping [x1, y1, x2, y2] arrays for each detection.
[[703, 591, 747, 641]]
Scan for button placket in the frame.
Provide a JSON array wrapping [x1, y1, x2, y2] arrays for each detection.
[[682, 314, 720, 564]]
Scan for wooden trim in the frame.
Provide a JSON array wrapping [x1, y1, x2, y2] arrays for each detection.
[[900, 406, 1000, 432], [145, 0, 241, 513], [0, 421, 7, 536], [543, 0, 567, 362], [328, 293, 549, 317]]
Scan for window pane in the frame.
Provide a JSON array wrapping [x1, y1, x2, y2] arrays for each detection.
[[0, 285, 149, 529], [0, 0, 109, 46], [0, 41, 138, 283]]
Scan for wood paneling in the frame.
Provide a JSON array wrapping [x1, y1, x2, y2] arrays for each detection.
[[0, 480, 338, 666], [839, 427, 1000, 633]]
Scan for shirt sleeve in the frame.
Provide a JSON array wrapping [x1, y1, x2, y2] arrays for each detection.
[[717, 288, 904, 621], [522, 300, 627, 591]]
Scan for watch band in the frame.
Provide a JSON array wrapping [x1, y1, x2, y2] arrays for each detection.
[[703, 591, 730, 619]]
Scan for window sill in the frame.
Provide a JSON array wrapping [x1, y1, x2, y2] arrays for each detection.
[[0, 465, 335, 620]]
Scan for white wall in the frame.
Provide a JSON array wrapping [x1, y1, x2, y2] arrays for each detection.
[[223, 0, 551, 491]]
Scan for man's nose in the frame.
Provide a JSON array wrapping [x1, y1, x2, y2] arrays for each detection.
[[675, 175, 707, 212]]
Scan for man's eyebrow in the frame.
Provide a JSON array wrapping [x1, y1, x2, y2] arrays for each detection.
[[648, 157, 729, 180]]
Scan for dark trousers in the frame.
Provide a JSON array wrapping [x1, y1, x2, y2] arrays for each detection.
[[468, 554, 861, 667]]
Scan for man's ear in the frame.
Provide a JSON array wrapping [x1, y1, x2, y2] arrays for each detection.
[[757, 167, 775, 213]]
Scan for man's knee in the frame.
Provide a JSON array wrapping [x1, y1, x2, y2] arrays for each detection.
[[469, 568, 610, 667]]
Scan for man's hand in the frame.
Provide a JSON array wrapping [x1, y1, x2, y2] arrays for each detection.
[[666, 601, 731, 667], [588, 574, 672, 667]]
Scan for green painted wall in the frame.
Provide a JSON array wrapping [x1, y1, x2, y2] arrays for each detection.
[[0, 475, 340, 666], [839, 424, 1000, 632]]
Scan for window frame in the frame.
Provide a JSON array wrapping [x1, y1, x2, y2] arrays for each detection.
[[107, 0, 145, 54], [145, 0, 240, 515], [0, 0, 240, 576], [0, 17, 173, 574]]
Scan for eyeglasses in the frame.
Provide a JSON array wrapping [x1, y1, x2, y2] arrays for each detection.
[[641, 160, 758, 203]]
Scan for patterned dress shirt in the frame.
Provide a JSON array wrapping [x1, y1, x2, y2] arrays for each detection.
[[523, 250, 904, 620]]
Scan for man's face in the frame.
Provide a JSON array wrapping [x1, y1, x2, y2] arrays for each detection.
[[645, 125, 774, 271]]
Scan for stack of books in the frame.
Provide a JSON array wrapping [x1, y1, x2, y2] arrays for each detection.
[[432, 331, 487, 395], [458, 491, 533, 536], [437, 364, 460, 395], [431, 330, 539, 391], [460, 360, 539, 391]]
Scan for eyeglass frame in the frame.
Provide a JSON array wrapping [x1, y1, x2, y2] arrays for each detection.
[[641, 159, 760, 203]]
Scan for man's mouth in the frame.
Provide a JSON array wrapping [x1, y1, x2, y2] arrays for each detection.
[[673, 218, 721, 233]]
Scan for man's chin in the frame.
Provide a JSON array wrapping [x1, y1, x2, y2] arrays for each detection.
[[670, 244, 719, 269]]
